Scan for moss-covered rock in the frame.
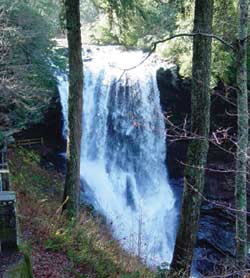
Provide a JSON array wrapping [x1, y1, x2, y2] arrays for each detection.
[[3, 254, 33, 278], [0, 253, 32, 278]]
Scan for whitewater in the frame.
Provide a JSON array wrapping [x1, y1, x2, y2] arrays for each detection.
[[58, 46, 177, 266]]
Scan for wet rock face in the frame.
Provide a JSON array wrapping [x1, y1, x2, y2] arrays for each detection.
[[157, 68, 191, 178], [157, 68, 237, 180], [195, 203, 235, 274], [204, 163, 235, 202], [157, 67, 191, 120], [157, 68, 237, 275]]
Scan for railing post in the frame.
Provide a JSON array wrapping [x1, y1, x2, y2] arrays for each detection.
[[1, 171, 10, 191], [0, 191, 18, 254], [0, 175, 2, 191], [0, 147, 9, 191]]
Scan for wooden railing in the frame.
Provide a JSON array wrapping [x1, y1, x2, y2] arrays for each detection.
[[0, 163, 8, 171], [13, 137, 44, 147]]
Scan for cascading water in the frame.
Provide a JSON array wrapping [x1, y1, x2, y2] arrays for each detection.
[[58, 46, 177, 266]]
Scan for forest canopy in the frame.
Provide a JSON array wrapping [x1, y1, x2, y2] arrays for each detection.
[[76, 0, 241, 85]]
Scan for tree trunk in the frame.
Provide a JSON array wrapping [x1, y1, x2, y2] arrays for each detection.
[[62, 0, 83, 217], [170, 0, 213, 276], [235, 0, 248, 267]]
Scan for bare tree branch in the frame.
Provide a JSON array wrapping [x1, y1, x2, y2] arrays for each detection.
[[241, 33, 250, 42], [118, 32, 234, 73], [151, 32, 235, 50]]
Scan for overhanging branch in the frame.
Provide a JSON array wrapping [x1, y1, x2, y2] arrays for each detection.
[[152, 32, 235, 50], [120, 32, 234, 71], [241, 33, 250, 42]]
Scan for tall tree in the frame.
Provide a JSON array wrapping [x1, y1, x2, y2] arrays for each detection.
[[62, 0, 83, 217], [235, 0, 248, 267], [170, 0, 214, 276]]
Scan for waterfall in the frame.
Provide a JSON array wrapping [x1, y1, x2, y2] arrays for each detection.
[[58, 46, 177, 266]]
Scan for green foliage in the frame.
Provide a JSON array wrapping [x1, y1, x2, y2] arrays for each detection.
[[9, 148, 57, 198], [46, 220, 121, 278], [85, 0, 179, 48], [51, 48, 68, 73], [0, 0, 61, 139], [211, 0, 238, 84], [158, 0, 193, 77], [45, 213, 156, 278], [157, 0, 244, 84], [92, 0, 245, 85], [80, 0, 100, 24], [26, 0, 61, 34]]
